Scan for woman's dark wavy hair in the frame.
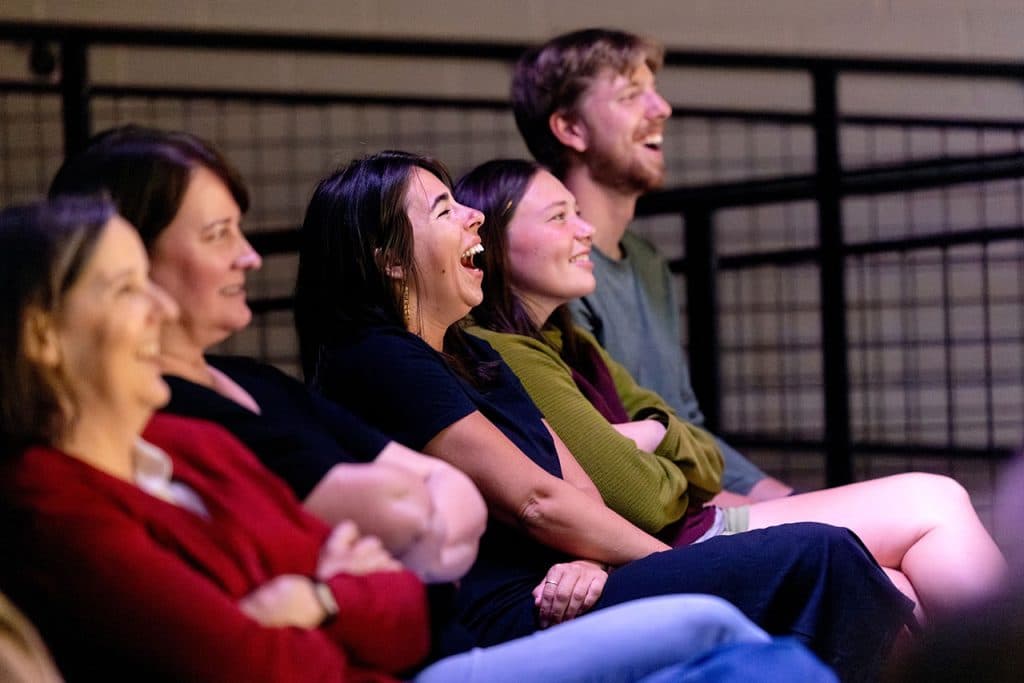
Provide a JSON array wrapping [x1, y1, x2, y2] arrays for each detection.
[[48, 124, 249, 247], [295, 150, 494, 386], [454, 159, 585, 365], [0, 196, 114, 454]]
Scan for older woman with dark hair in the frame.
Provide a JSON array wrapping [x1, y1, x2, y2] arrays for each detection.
[[0, 196, 844, 683], [454, 158, 1007, 622], [294, 149, 916, 681], [49, 125, 487, 583]]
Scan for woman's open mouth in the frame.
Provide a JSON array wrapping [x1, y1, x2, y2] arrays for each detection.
[[460, 243, 484, 270]]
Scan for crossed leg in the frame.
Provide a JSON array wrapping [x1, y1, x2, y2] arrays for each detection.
[[746, 472, 1006, 620]]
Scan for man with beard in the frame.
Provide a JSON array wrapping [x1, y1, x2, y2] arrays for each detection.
[[511, 28, 793, 502]]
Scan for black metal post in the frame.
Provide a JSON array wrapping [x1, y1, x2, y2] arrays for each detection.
[[59, 38, 90, 157], [683, 207, 722, 433], [813, 67, 854, 486]]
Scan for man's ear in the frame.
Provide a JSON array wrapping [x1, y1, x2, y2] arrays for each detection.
[[22, 307, 61, 368], [549, 109, 589, 153]]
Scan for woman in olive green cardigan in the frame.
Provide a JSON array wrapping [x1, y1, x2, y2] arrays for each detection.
[[455, 159, 1006, 622], [468, 323, 723, 536]]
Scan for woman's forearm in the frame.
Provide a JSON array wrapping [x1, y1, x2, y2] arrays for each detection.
[[516, 478, 671, 565], [303, 462, 432, 555], [425, 412, 670, 567]]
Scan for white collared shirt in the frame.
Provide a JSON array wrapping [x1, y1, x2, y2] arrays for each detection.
[[133, 438, 209, 518]]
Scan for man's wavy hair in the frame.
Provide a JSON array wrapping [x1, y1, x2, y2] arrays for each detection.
[[511, 28, 664, 178]]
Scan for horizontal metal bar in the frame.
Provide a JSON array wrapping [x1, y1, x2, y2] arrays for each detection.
[[641, 152, 1024, 212], [671, 224, 1024, 271], [660, 49, 1024, 79], [843, 113, 1024, 131], [248, 228, 300, 256], [844, 225, 1024, 256], [248, 295, 294, 315], [670, 106, 812, 124], [844, 151, 1024, 195], [3, 21, 1023, 78], [0, 79, 58, 94], [639, 174, 818, 212], [22, 79, 1024, 132], [90, 84, 510, 109], [0, 21, 529, 60]]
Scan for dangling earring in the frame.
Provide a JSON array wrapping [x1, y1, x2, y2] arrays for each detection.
[[401, 281, 410, 328]]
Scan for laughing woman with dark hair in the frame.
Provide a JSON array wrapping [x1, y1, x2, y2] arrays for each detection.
[[294, 150, 916, 681]]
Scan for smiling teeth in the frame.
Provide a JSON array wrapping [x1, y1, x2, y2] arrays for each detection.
[[461, 243, 484, 268], [570, 254, 590, 263], [461, 244, 484, 260], [642, 134, 663, 147]]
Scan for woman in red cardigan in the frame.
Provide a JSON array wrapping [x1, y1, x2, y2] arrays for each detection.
[[0, 196, 426, 682], [0, 197, 836, 681]]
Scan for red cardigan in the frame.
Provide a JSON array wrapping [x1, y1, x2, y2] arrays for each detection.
[[0, 413, 429, 682]]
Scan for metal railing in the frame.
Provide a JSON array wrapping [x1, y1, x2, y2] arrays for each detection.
[[3, 20, 1022, 489]]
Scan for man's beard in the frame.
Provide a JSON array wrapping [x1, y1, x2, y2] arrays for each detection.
[[584, 141, 666, 195]]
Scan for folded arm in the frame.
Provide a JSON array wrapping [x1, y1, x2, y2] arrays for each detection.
[[16, 509, 427, 682], [476, 330, 708, 532], [304, 444, 486, 583]]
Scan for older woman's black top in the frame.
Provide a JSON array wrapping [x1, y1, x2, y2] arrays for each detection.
[[162, 355, 390, 498]]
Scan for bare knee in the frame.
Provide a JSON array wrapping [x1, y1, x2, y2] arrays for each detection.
[[891, 472, 971, 523]]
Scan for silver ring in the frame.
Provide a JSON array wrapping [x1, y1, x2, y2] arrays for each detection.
[[545, 580, 558, 585]]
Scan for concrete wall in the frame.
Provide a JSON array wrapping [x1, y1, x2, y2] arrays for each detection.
[[3, 0, 1024, 60]]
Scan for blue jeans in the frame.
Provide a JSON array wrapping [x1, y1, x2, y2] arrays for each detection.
[[414, 595, 834, 683], [638, 639, 836, 683]]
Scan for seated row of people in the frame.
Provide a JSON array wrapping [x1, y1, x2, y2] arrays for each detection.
[[0, 123, 1007, 681], [0, 197, 833, 682]]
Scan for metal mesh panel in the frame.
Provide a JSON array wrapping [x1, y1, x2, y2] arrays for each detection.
[[0, 92, 64, 205], [637, 106, 1022, 509], [718, 262, 824, 439], [1, 29, 1020, 524], [665, 117, 815, 185]]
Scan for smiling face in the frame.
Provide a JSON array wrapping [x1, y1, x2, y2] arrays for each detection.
[[505, 170, 596, 325], [51, 216, 178, 422], [404, 167, 486, 340], [148, 165, 262, 351], [570, 61, 672, 193]]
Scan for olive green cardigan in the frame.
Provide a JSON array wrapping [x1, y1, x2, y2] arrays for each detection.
[[468, 325, 723, 534]]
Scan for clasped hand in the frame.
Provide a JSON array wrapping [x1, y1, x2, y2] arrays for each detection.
[[239, 520, 402, 628], [531, 559, 608, 629]]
